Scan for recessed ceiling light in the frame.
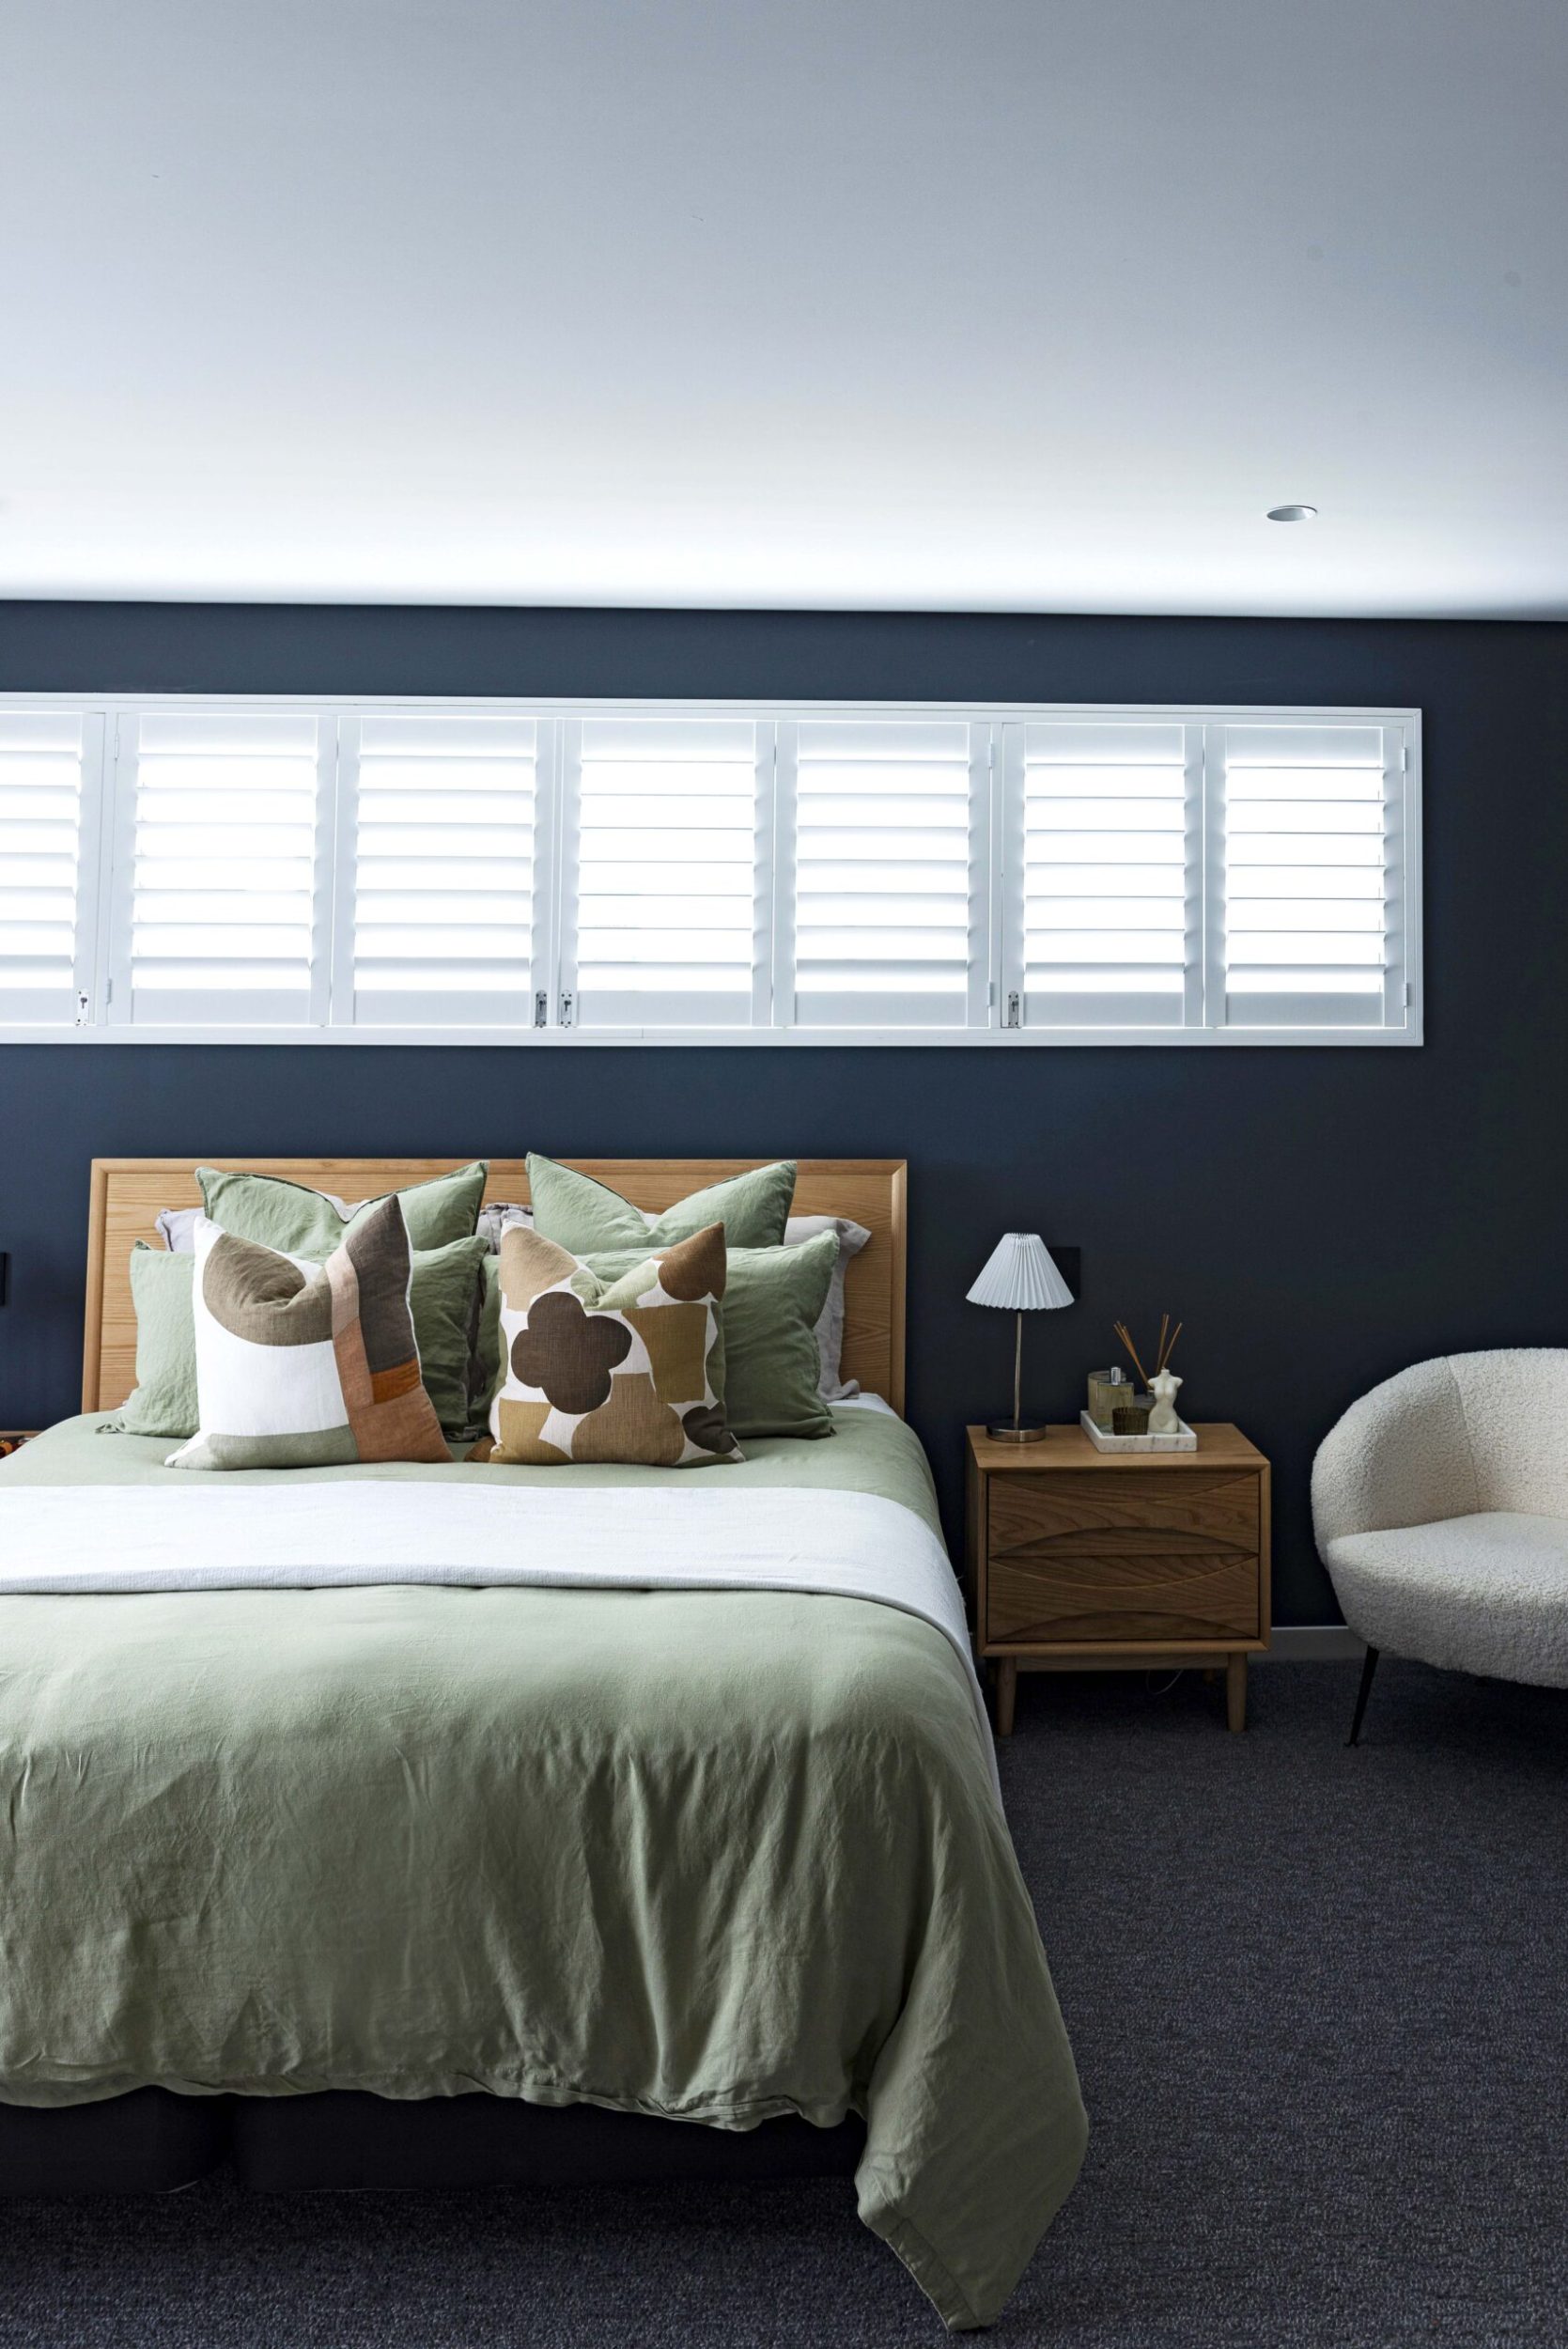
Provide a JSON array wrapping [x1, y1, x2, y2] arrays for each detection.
[[1266, 504, 1318, 522]]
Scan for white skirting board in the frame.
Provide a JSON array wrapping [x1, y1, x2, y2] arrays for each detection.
[[1255, 1626, 1365, 1661]]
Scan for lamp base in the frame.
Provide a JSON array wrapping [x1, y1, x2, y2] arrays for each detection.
[[985, 1422, 1050, 1443]]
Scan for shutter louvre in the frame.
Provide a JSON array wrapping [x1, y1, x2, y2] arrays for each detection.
[[111, 711, 327, 1026], [786, 717, 981, 1027], [1004, 720, 1200, 1030], [1217, 721, 1405, 1030], [341, 713, 543, 1024], [564, 717, 768, 1027], [0, 709, 100, 1025]]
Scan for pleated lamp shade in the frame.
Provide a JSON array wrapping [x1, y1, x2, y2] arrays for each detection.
[[966, 1233, 1074, 1313]]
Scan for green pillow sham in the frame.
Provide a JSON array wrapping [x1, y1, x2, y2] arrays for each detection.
[[196, 1160, 489, 1254], [571, 1230, 839, 1440], [525, 1155, 796, 1254], [117, 1246, 201, 1437], [115, 1233, 490, 1439]]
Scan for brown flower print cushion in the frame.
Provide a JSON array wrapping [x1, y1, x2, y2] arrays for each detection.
[[487, 1221, 740, 1468]]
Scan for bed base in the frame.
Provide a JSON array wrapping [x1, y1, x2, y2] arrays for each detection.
[[0, 2092, 864, 2198]]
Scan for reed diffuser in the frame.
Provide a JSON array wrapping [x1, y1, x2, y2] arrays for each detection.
[[1112, 1316, 1185, 1436]]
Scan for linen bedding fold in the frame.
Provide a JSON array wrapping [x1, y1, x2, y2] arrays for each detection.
[[0, 1412, 1086, 2330]]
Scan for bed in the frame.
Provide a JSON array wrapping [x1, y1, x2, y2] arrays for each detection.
[[0, 1159, 1086, 2331]]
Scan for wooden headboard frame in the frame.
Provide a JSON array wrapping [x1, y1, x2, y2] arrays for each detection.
[[84, 1158, 908, 1418]]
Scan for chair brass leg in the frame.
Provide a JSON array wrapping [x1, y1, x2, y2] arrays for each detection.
[[1347, 1645, 1379, 1746]]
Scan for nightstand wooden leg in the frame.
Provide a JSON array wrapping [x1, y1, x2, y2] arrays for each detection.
[[1225, 1652, 1247, 1733], [995, 1658, 1017, 1738]]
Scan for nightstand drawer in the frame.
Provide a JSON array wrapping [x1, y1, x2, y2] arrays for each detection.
[[986, 1468, 1261, 1644]]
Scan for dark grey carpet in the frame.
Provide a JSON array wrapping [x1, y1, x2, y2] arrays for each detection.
[[4, 1659, 1566, 2348]]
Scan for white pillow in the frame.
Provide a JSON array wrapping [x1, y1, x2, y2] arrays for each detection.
[[477, 1201, 533, 1250]]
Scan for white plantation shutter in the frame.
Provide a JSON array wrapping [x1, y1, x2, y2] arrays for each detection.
[[0, 692, 1421, 1047], [1214, 721, 1407, 1030], [561, 716, 768, 1027], [779, 718, 986, 1027], [1001, 720, 1200, 1029], [109, 710, 331, 1026], [0, 708, 103, 1025], [336, 713, 549, 1026]]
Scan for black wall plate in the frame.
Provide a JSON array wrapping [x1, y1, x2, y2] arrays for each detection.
[[1048, 1246, 1080, 1299]]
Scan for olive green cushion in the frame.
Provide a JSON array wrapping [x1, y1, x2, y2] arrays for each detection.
[[525, 1155, 796, 1255], [196, 1161, 488, 1255], [115, 1235, 490, 1439], [412, 1237, 493, 1436], [117, 1246, 201, 1438]]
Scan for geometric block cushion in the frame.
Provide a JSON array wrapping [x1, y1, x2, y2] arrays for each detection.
[[167, 1197, 451, 1471], [488, 1221, 740, 1468], [132, 1223, 490, 1439]]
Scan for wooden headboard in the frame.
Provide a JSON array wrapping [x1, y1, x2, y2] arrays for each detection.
[[84, 1158, 908, 1418]]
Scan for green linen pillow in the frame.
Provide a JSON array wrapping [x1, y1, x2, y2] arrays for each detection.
[[581, 1229, 838, 1440], [115, 1233, 489, 1439], [526, 1155, 796, 1255], [116, 1246, 200, 1437], [407, 1235, 491, 1435], [196, 1161, 489, 1254]]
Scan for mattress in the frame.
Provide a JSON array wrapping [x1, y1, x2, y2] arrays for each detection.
[[0, 1408, 1086, 2329]]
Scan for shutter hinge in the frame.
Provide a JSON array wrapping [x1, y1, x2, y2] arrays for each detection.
[[1006, 990, 1020, 1029], [1401, 743, 1409, 773], [534, 989, 548, 1029], [104, 979, 113, 1007], [75, 990, 91, 1027], [987, 980, 995, 1007], [1404, 981, 1413, 1007], [560, 990, 574, 1030]]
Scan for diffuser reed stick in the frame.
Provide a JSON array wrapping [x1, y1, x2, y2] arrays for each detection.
[[1112, 1321, 1149, 1387], [1115, 1316, 1184, 1385]]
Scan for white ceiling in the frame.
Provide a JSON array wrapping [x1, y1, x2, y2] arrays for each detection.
[[2, 0, 1565, 615]]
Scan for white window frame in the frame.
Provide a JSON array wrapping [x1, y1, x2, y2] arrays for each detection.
[[0, 694, 1423, 1048]]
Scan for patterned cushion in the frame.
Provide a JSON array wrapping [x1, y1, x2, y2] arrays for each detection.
[[168, 1197, 451, 1471], [488, 1222, 739, 1468]]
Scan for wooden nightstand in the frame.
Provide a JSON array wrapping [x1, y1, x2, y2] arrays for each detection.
[[965, 1423, 1271, 1735]]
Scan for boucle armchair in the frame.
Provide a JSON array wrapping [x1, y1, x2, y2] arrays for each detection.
[[1312, 1350, 1568, 1741]]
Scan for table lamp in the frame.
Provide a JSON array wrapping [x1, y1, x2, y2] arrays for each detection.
[[967, 1233, 1075, 1442]]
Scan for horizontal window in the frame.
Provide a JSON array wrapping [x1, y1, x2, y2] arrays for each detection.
[[0, 696, 1421, 1046]]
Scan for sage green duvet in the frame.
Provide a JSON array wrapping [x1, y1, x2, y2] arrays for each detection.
[[0, 1410, 1085, 2329]]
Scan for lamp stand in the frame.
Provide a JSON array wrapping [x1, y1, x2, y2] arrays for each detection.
[[986, 1309, 1048, 1443]]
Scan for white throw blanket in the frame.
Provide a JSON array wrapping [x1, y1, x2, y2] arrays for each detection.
[[0, 1482, 997, 1787]]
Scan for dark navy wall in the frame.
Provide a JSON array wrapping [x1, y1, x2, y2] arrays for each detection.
[[4, 603, 1566, 1622]]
